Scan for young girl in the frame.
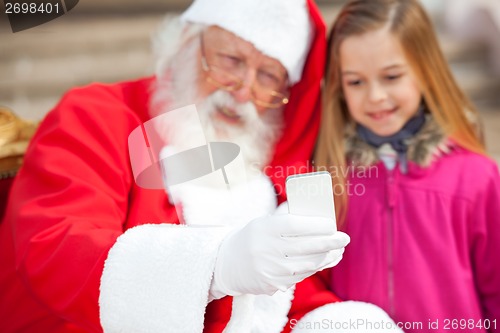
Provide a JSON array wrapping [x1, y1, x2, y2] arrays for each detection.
[[315, 0, 500, 332]]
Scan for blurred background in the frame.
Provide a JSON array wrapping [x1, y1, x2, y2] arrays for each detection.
[[0, 0, 499, 163]]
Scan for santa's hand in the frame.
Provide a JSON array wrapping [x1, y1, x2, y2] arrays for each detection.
[[210, 213, 350, 297]]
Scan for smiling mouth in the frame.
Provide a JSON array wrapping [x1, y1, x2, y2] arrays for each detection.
[[367, 107, 397, 120], [216, 106, 242, 123]]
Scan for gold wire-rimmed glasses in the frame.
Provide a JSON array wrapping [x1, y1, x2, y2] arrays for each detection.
[[199, 33, 290, 109]]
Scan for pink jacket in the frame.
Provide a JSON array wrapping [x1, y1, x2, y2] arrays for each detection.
[[331, 146, 500, 333]]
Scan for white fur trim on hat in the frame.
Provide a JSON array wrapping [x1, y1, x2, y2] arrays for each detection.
[[180, 0, 312, 84]]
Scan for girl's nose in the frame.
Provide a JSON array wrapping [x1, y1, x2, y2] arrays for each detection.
[[368, 82, 387, 103]]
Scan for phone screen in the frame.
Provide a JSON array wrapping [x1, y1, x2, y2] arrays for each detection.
[[285, 171, 336, 228]]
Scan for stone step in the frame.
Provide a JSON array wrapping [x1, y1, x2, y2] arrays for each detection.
[[0, 4, 487, 63], [57, 0, 345, 13], [5, 64, 499, 122], [0, 47, 154, 100], [482, 108, 500, 164], [439, 36, 489, 64], [3, 96, 61, 121], [0, 14, 167, 61], [451, 62, 500, 107], [4, 46, 496, 102], [0, 14, 165, 119], [65, 0, 191, 13], [1, 12, 491, 74]]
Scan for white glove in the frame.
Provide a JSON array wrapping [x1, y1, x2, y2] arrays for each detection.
[[211, 213, 350, 297]]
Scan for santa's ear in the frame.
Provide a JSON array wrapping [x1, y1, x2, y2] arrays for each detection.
[[153, 17, 204, 76], [178, 22, 206, 51]]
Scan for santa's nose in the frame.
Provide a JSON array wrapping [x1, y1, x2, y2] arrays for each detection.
[[231, 70, 257, 104]]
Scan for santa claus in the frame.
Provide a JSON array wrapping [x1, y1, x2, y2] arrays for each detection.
[[0, 0, 402, 332]]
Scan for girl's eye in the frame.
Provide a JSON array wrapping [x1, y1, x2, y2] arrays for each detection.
[[346, 80, 362, 86], [385, 74, 402, 81]]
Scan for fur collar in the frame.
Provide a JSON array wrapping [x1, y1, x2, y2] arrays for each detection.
[[345, 115, 453, 168]]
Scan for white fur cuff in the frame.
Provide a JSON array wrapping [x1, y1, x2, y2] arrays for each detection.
[[99, 224, 230, 333]]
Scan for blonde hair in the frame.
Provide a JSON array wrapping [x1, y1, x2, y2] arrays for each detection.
[[315, 0, 486, 224]]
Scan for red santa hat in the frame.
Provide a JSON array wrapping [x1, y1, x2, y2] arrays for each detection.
[[180, 0, 313, 84]]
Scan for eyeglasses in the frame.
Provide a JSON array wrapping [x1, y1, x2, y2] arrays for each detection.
[[199, 33, 290, 109]]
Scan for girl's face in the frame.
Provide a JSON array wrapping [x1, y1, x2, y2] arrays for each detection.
[[339, 26, 422, 137]]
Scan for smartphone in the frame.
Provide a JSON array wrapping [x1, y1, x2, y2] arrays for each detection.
[[285, 171, 336, 229]]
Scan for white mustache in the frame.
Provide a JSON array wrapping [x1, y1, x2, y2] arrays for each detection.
[[202, 90, 259, 124]]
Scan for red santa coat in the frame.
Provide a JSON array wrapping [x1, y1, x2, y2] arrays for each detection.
[[0, 3, 341, 330]]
